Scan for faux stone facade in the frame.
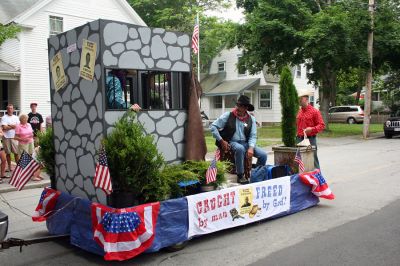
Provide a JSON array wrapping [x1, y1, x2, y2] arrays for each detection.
[[104, 110, 187, 163], [48, 19, 190, 204]]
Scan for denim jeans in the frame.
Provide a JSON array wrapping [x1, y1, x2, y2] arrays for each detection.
[[229, 141, 267, 175], [296, 135, 320, 169]]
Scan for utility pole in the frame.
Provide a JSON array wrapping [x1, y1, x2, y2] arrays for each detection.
[[363, 0, 375, 139]]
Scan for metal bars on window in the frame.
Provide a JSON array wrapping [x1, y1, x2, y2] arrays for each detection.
[[105, 69, 188, 111]]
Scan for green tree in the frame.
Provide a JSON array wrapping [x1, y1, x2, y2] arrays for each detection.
[[376, 70, 400, 113], [128, 0, 236, 72], [336, 67, 365, 105], [279, 66, 298, 147], [234, 0, 400, 128], [0, 23, 20, 46]]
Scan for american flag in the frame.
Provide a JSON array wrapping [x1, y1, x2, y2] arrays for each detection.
[[206, 149, 220, 184], [299, 169, 335, 200], [32, 187, 61, 222], [94, 148, 112, 195], [9, 151, 41, 191], [191, 18, 199, 54], [92, 202, 160, 261], [294, 148, 305, 173]]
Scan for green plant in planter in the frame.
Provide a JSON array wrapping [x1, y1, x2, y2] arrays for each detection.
[[103, 111, 165, 203], [182, 160, 229, 187], [279, 66, 299, 147], [37, 128, 55, 177], [157, 164, 200, 199]]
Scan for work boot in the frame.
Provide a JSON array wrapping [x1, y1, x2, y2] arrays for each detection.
[[237, 173, 248, 184]]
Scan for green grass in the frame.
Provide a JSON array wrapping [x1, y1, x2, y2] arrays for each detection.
[[320, 123, 383, 138], [256, 126, 282, 139], [205, 134, 281, 152], [204, 123, 384, 151]]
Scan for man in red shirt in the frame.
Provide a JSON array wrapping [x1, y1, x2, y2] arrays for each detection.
[[296, 94, 325, 169]]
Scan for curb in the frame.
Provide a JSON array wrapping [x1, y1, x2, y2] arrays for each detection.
[[0, 179, 50, 193]]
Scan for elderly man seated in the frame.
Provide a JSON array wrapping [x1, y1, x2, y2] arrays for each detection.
[[210, 95, 267, 184]]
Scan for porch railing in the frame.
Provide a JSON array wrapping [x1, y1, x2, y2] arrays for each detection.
[[0, 110, 20, 117]]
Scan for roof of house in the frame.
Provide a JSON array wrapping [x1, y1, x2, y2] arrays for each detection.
[[0, 0, 40, 24], [200, 72, 226, 93], [203, 78, 260, 96], [0, 0, 146, 26]]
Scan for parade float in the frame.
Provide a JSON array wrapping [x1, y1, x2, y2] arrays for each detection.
[[0, 20, 333, 261]]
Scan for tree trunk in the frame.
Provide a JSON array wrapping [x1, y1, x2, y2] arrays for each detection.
[[319, 62, 338, 131], [319, 88, 330, 130], [355, 72, 366, 104]]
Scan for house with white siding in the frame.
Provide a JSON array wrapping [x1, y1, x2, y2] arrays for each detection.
[[0, 0, 145, 118], [200, 47, 318, 124]]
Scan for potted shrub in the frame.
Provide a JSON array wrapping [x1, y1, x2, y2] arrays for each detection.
[[37, 128, 56, 189], [158, 164, 200, 198], [181, 160, 229, 191], [272, 66, 314, 173], [103, 111, 165, 207]]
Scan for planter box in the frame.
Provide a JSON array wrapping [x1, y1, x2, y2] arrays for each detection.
[[272, 146, 315, 173]]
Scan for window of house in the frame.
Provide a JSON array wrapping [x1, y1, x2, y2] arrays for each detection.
[[259, 89, 272, 109], [214, 96, 222, 108], [296, 65, 302, 78], [372, 92, 379, 101], [217, 62, 226, 72], [105, 69, 189, 110], [225, 95, 237, 108], [49, 16, 63, 36], [237, 55, 246, 76], [309, 95, 315, 106]]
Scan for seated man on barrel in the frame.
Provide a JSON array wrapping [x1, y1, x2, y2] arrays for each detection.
[[210, 95, 267, 184]]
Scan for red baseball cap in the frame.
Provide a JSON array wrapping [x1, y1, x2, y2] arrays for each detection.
[[30, 102, 38, 106]]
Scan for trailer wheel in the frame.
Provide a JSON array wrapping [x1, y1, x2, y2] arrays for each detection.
[[165, 241, 188, 252]]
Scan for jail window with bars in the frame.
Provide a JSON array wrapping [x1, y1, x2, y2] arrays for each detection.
[[105, 69, 189, 111]]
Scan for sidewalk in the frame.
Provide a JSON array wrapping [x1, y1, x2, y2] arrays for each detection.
[[0, 169, 50, 193]]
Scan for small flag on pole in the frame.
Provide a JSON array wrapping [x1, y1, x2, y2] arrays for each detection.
[[94, 148, 112, 195], [9, 151, 41, 191], [191, 17, 199, 54], [294, 148, 305, 173], [206, 149, 220, 184]]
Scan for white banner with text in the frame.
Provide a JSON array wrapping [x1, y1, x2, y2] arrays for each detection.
[[187, 176, 291, 238]]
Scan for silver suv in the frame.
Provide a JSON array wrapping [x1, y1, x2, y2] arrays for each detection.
[[328, 106, 364, 124]]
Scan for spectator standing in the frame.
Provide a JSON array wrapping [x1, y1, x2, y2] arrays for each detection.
[[28, 102, 44, 141], [45, 115, 52, 129], [0, 127, 6, 183], [15, 114, 35, 155], [296, 93, 325, 169], [15, 114, 40, 181], [1, 104, 20, 173]]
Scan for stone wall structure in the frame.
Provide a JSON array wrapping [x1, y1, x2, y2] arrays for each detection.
[[48, 19, 191, 204]]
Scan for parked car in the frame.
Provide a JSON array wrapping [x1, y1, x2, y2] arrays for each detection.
[[328, 106, 364, 124], [0, 210, 8, 242], [383, 110, 400, 138]]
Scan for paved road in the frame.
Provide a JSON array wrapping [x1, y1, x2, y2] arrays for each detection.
[[0, 135, 399, 265], [252, 199, 400, 266]]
